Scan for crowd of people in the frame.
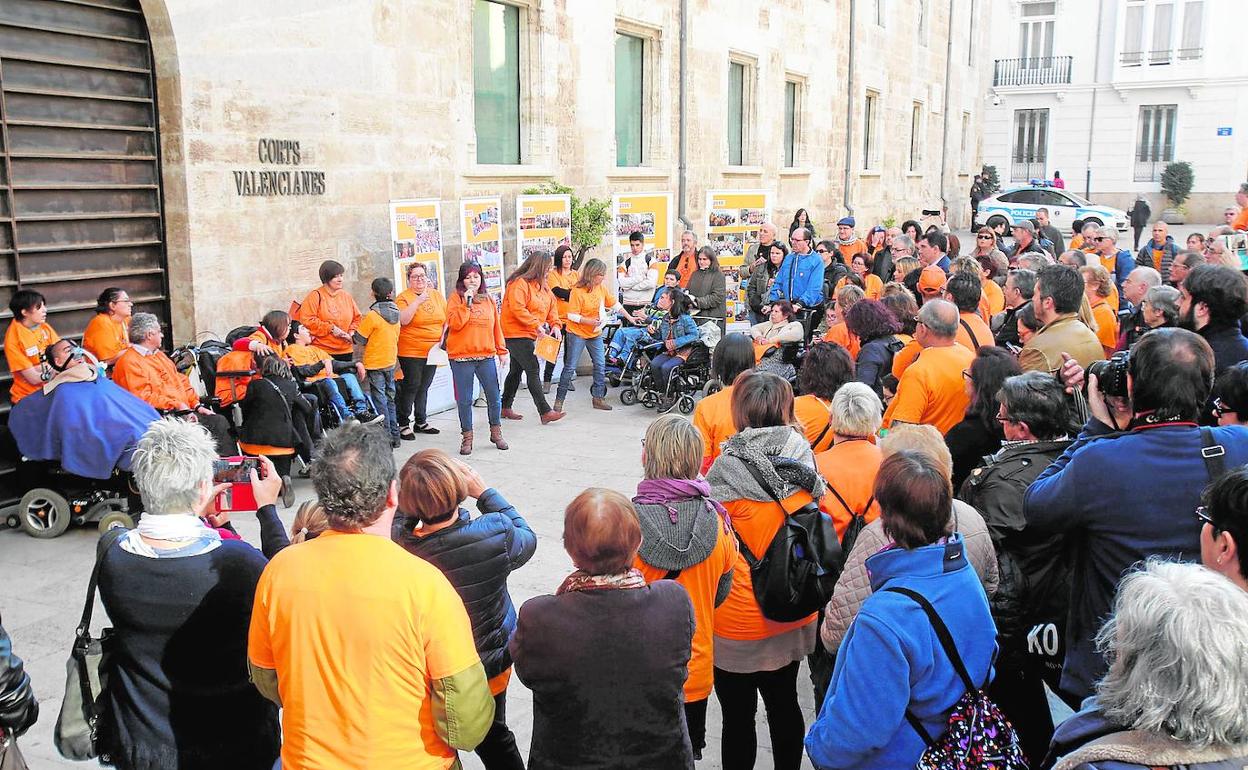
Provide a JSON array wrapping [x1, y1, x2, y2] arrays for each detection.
[[4, 191, 1248, 770]]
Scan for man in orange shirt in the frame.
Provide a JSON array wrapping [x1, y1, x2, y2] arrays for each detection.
[[4, 289, 59, 405], [945, 273, 994, 350], [113, 312, 235, 453], [1232, 183, 1248, 232], [833, 217, 867, 264], [666, 231, 699, 288], [249, 423, 494, 770], [883, 299, 977, 434]]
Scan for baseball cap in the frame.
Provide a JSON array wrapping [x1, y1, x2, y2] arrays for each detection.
[[1011, 219, 1037, 234], [918, 265, 947, 296], [837, 217, 856, 228]]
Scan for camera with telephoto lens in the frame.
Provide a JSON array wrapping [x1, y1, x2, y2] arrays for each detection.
[[1088, 350, 1130, 398]]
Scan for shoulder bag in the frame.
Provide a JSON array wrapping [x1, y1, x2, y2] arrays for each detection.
[[54, 529, 125, 761]]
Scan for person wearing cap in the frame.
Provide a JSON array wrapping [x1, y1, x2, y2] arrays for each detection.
[[1011, 220, 1050, 261], [833, 217, 867, 265], [882, 299, 977, 435], [916, 231, 951, 273]]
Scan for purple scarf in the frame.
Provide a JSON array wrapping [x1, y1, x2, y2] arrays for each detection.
[[633, 478, 730, 525]]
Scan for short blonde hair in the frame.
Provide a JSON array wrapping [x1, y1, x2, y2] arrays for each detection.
[[1081, 264, 1113, 298], [836, 283, 865, 312], [952, 256, 981, 277], [563, 488, 641, 575], [398, 449, 469, 524], [880, 423, 953, 479], [291, 501, 329, 543], [831, 383, 883, 437], [643, 414, 702, 480]]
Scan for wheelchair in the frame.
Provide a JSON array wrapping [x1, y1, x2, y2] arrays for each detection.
[[3, 461, 134, 539], [621, 341, 712, 415]]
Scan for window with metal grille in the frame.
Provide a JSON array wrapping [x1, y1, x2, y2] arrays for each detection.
[[1135, 104, 1176, 181], [1011, 108, 1048, 181]]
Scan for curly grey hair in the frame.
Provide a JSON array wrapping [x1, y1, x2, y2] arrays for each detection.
[[128, 312, 161, 345], [1144, 285, 1181, 326], [310, 422, 396, 530], [1095, 559, 1248, 748], [131, 418, 216, 515]]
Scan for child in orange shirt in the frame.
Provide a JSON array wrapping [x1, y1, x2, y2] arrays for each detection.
[[354, 277, 401, 446]]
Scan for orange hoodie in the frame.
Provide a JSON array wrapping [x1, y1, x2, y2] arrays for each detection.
[[445, 292, 507, 360], [298, 285, 361, 356], [500, 278, 560, 340], [112, 346, 199, 411]]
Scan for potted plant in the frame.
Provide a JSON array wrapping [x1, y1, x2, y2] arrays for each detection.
[[1160, 161, 1194, 225]]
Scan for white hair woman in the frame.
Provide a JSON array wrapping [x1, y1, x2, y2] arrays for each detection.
[[96, 418, 287, 770], [1047, 560, 1248, 770]]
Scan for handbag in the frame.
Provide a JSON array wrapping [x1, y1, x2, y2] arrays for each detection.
[[54, 529, 124, 761], [0, 733, 29, 770]]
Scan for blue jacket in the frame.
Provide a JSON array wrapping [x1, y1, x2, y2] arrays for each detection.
[[394, 488, 537, 679], [1024, 420, 1248, 700], [1106, 249, 1136, 291], [770, 250, 825, 307], [805, 536, 997, 770], [655, 313, 700, 349]]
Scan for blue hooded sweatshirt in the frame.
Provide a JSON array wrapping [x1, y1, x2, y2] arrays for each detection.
[[769, 249, 825, 307], [805, 535, 997, 770]]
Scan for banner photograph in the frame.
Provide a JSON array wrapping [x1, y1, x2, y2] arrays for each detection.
[[705, 190, 770, 326], [389, 198, 454, 413], [516, 194, 572, 263], [460, 196, 504, 300], [611, 191, 673, 274]]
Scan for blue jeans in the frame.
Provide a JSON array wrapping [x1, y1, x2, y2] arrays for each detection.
[[366, 367, 398, 438], [609, 327, 651, 363], [450, 358, 501, 431], [650, 352, 685, 391], [559, 333, 606, 400], [318, 373, 371, 420]]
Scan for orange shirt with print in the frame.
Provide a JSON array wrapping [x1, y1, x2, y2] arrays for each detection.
[[396, 289, 448, 359], [715, 490, 825, 640], [565, 284, 617, 339], [1233, 207, 1248, 232], [955, 311, 994, 351], [356, 307, 399, 370], [248, 530, 481, 770], [883, 343, 976, 435], [794, 394, 836, 453], [822, 322, 860, 360], [286, 343, 333, 382], [1090, 298, 1119, 354], [693, 384, 736, 473], [835, 274, 883, 301], [547, 269, 579, 322], [635, 518, 738, 700], [445, 293, 507, 360], [981, 280, 1005, 317], [112, 346, 199, 411], [298, 285, 362, 356], [500, 279, 560, 340], [671, 252, 697, 287], [4, 321, 59, 404], [816, 439, 883, 538], [82, 315, 128, 362]]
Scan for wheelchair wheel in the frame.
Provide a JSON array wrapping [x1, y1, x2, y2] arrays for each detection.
[[702, 379, 724, 398], [608, 373, 621, 388], [98, 511, 135, 534], [642, 391, 659, 408], [620, 388, 638, 406], [678, 395, 696, 415], [18, 488, 71, 539]]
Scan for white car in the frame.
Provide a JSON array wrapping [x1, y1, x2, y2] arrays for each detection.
[[976, 186, 1130, 235]]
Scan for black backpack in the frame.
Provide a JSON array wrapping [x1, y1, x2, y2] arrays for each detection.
[[734, 460, 845, 622]]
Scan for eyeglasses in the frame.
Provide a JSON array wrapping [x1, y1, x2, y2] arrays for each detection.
[[791, 236, 807, 242], [976, 234, 994, 240], [1213, 397, 1231, 418], [815, 247, 829, 254], [994, 413, 1016, 424], [1195, 505, 1217, 528], [1094, 237, 1112, 242]]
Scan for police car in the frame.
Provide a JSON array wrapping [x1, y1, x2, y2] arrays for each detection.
[[975, 185, 1130, 235]]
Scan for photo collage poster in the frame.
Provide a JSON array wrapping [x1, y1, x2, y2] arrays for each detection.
[[705, 190, 771, 325], [611, 192, 673, 285], [516, 194, 573, 265], [460, 196, 504, 302], [389, 198, 454, 413]]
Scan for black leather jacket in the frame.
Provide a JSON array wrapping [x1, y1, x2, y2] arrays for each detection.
[[0, 617, 38, 737]]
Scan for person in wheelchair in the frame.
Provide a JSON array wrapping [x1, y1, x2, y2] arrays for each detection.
[[647, 292, 702, 407], [285, 320, 379, 423], [608, 285, 678, 367], [749, 300, 805, 362]]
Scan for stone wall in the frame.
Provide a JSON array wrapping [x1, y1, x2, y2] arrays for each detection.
[[140, 0, 990, 341]]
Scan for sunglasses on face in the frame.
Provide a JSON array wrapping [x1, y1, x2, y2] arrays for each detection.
[[977, 235, 993, 240], [815, 247, 829, 254]]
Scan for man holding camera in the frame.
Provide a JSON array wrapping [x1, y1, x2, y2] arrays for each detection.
[[1177, 264, 1248, 375], [1019, 264, 1105, 373], [1023, 328, 1248, 705]]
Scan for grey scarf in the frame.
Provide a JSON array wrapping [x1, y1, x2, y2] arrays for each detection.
[[707, 425, 826, 504]]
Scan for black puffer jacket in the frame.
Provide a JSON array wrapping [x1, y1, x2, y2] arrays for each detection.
[[855, 335, 903, 398], [959, 439, 1072, 671], [0, 615, 38, 737], [393, 488, 537, 679]]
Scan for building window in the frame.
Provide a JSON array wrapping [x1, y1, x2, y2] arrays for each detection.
[[615, 33, 644, 167], [1018, 1, 1056, 66], [961, 112, 971, 171], [917, 0, 928, 46], [727, 58, 754, 166], [863, 90, 880, 170], [783, 80, 799, 167], [1123, 1, 1200, 66], [1135, 104, 1177, 181], [1011, 108, 1048, 182], [472, 0, 521, 165], [1123, 0, 1145, 65], [1150, 1, 1174, 64], [909, 102, 924, 172], [1179, 1, 1203, 59]]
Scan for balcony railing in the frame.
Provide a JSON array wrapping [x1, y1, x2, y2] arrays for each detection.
[[1121, 48, 1203, 66], [1011, 161, 1047, 182], [993, 56, 1073, 87]]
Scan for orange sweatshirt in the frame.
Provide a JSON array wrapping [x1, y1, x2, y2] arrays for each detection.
[[548, 269, 579, 322], [795, 394, 836, 453], [287, 343, 332, 382], [815, 439, 883, 538], [564, 284, 617, 339], [692, 384, 736, 472], [298, 285, 362, 356], [1090, 298, 1119, 355], [112, 346, 199, 411], [500, 278, 560, 340], [82, 314, 128, 362], [445, 292, 507, 360], [355, 304, 400, 371], [5, 321, 59, 404], [883, 343, 976, 434], [395, 289, 447, 358]]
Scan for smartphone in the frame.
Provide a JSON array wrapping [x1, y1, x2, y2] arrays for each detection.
[[213, 456, 263, 513]]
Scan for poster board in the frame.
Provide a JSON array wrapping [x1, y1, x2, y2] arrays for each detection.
[[705, 190, 770, 326], [612, 192, 674, 277], [460, 196, 504, 301], [389, 198, 454, 415], [516, 194, 572, 262]]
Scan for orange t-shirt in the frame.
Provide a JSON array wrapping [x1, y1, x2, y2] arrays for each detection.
[[815, 439, 883, 538], [445, 293, 507, 360], [981, 280, 1005, 317], [396, 289, 448, 359], [287, 343, 332, 382], [564, 284, 617, 339], [635, 516, 738, 700], [670, 252, 697, 287], [955, 311, 994, 351], [1233, 207, 1248, 232], [715, 490, 824, 641], [693, 384, 736, 473], [794, 394, 836, 453], [112, 346, 199, 411], [82, 314, 128, 362], [298, 285, 362, 356], [500, 279, 560, 340], [357, 307, 399, 371], [1090, 298, 1119, 354], [834, 274, 883, 301], [822, 322, 861, 360], [836, 239, 868, 264], [883, 343, 976, 435], [5, 321, 59, 404], [548, 269, 579, 322], [891, 337, 922, 380], [249, 530, 481, 770], [246, 328, 286, 357]]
